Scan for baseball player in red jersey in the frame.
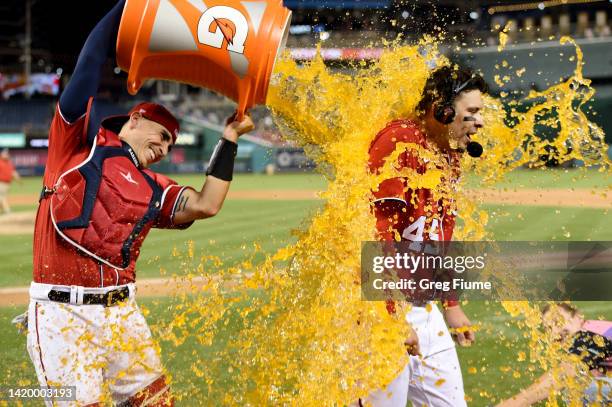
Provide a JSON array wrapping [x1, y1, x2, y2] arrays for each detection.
[[360, 66, 488, 406], [23, 2, 253, 405], [0, 148, 21, 214]]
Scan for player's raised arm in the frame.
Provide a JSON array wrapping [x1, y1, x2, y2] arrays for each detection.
[[58, 0, 125, 124], [496, 362, 575, 407], [172, 114, 255, 225]]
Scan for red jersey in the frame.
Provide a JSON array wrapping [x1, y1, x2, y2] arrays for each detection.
[[0, 158, 15, 183], [368, 119, 460, 243], [368, 119, 461, 306], [33, 103, 188, 287]]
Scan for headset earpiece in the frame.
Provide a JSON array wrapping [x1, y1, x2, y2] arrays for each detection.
[[432, 76, 474, 125], [434, 104, 455, 125]]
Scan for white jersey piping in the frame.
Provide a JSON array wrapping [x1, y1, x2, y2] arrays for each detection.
[[57, 103, 87, 126], [49, 136, 127, 270]]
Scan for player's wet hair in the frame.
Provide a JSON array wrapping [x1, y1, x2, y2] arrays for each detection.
[[541, 302, 579, 317], [416, 66, 488, 116]]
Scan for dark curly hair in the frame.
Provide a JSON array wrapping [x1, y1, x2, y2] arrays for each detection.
[[541, 302, 579, 317], [416, 66, 488, 116]]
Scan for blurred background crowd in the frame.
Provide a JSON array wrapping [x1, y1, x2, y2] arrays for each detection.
[[0, 0, 610, 175]]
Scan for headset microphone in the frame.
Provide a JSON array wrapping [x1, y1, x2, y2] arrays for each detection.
[[466, 141, 483, 158]]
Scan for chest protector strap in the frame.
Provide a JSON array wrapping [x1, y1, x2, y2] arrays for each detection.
[[50, 134, 162, 269]]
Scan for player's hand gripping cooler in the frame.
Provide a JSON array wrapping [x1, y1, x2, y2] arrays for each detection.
[[116, 0, 292, 119]]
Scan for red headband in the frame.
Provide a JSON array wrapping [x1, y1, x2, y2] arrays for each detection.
[[129, 102, 179, 143]]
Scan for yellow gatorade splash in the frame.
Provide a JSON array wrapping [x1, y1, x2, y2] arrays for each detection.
[[153, 36, 609, 405], [497, 23, 510, 52]]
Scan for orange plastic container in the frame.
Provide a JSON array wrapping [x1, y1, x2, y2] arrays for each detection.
[[116, 0, 291, 118]]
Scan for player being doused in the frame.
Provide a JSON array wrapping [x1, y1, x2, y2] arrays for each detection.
[[497, 303, 612, 406], [357, 65, 487, 407]]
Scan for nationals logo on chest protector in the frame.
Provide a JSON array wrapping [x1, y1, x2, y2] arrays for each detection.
[[50, 128, 163, 269]]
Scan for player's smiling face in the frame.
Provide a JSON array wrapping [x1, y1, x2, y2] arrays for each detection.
[[448, 90, 484, 151], [543, 306, 583, 342], [121, 113, 173, 168]]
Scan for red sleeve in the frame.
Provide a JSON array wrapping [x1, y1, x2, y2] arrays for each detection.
[[147, 171, 195, 230], [369, 120, 423, 203], [369, 131, 406, 202], [46, 100, 92, 174]]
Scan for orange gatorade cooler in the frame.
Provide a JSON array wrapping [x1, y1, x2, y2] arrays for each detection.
[[116, 0, 292, 117]]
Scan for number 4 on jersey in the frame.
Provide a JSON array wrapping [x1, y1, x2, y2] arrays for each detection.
[[402, 215, 441, 241]]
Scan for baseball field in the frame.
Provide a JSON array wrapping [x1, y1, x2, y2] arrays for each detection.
[[0, 169, 611, 406]]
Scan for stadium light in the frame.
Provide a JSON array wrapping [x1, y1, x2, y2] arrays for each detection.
[[289, 25, 312, 35], [488, 0, 606, 14]]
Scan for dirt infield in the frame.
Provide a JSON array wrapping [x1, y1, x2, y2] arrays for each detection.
[[0, 211, 36, 235], [6, 195, 39, 206], [4, 249, 612, 307], [0, 275, 246, 307], [0, 187, 610, 306], [472, 188, 612, 209], [1, 188, 610, 237]]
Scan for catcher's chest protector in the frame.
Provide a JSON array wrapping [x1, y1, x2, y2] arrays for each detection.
[[50, 128, 162, 269]]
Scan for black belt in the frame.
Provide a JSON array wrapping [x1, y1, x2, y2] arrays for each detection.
[[47, 286, 130, 307]]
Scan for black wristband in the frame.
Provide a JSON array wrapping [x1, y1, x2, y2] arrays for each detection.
[[206, 137, 238, 181]]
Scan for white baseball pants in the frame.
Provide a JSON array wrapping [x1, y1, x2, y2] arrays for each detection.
[[358, 304, 467, 407], [26, 282, 165, 406]]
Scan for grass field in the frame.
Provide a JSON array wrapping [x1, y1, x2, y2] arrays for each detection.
[[0, 169, 611, 406], [5, 167, 611, 198], [1, 299, 610, 406]]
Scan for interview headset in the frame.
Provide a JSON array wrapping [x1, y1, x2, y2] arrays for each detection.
[[432, 77, 483, 158]]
